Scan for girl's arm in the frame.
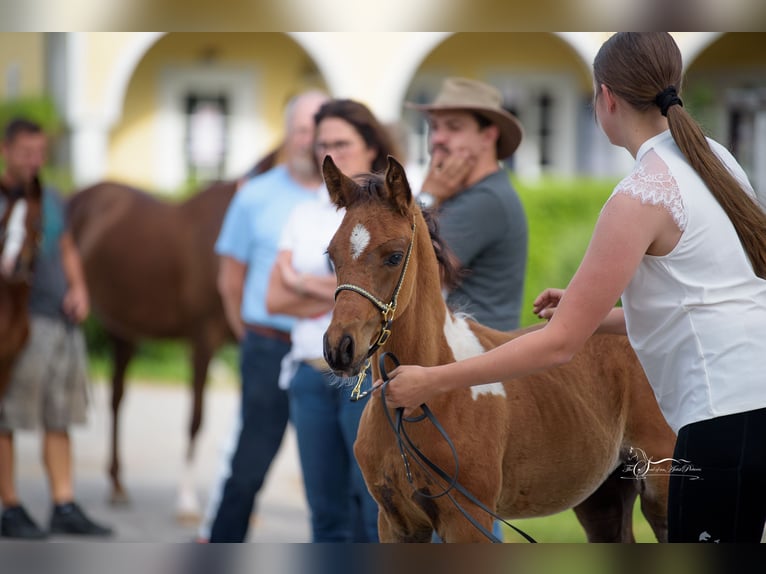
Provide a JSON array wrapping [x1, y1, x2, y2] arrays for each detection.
[[381, 193, 673, 412], [533, 288, 626, 335]]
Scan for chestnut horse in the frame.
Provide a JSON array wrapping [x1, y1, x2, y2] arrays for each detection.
[[67, 179, 237, 520], [322, 156, 676, 542], [0, 180, 42, 400]]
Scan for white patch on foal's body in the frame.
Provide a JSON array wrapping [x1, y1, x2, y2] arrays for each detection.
[[443, 313, 506, 400], [349, 224, 370, 260]]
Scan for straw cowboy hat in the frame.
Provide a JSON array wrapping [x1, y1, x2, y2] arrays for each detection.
[[406, 77, 524, 159]]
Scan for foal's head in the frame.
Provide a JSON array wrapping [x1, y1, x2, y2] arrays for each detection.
[[322, 155, 432, 376], [1, 179, 41, 284]]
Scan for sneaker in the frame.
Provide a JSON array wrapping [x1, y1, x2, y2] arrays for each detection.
[[49, 502, 113, 537], [1, 505, 47, 539]]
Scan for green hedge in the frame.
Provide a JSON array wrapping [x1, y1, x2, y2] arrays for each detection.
[[515, 176, 619, 327]]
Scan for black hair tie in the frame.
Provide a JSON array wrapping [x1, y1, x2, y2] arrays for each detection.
[[655, 86, 683, 117]]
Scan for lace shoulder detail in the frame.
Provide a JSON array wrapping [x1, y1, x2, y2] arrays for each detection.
[[613, 149, 687, 231]]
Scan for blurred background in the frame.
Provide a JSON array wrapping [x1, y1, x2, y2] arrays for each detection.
[[1, 31, 764, 546]]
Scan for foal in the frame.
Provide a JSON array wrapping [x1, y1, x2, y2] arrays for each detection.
[[322, 156, 676, 543], [0, 180, 41, 399]]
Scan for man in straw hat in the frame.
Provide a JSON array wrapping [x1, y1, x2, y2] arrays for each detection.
[[407, 77, 528, 332]]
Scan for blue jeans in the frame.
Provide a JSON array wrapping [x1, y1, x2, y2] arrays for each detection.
[[209, 331, 290, 542], [289, 362, 379, 542]]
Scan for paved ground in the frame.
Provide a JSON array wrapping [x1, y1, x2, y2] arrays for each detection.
[[9, 367, 311, 543], [7, 368, 764, 546]]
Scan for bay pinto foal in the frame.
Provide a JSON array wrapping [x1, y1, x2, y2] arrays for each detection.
[[67, 180, 237, 521], [322, 156, 675, 543], [0, 179, 41, 399]]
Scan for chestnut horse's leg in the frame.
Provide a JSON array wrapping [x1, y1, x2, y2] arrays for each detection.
[[572, 465, 639, 542], [175, 330, 223, 523], [108, 334, 136, 505]]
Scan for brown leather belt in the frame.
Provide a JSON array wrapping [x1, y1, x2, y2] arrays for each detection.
[[245, 323, 291, 344]]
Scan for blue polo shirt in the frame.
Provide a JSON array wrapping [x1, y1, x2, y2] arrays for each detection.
[[215, 165, 316, 332]]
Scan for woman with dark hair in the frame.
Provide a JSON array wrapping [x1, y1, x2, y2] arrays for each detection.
[[266, 99, 401, 542], [382, 33, 766, 543]]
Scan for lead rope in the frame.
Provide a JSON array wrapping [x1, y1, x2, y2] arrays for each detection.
[[377, 351, 537, 544]]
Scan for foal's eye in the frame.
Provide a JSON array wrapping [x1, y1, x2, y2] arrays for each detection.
[[385, 252, 404, 267]]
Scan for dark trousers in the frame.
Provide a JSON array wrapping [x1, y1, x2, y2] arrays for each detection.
[[209, 330, 290, 542], [668, 406, 766, 543], [288, 363, 379, 542]]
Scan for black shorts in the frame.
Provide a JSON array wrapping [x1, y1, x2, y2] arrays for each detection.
[[668, 407, 766, 543]]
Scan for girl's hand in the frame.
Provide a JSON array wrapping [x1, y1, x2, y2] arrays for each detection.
[[532, 288, 565, 321], [373, 365, 440, 417]]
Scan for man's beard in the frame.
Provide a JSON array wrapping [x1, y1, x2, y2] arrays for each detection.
[[289, 151, 319, 181]]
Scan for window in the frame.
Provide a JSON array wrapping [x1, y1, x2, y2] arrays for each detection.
[[184, 93, 228, 183]]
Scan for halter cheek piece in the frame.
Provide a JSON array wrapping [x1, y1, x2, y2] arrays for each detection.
[[334, 221, 416, 401]]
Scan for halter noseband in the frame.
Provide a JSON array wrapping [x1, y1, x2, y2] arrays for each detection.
[[334, 220, 416, 401]]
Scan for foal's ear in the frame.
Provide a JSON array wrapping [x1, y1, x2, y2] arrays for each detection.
[[384, 156, 412, 215], [322, 155, 357, 209]]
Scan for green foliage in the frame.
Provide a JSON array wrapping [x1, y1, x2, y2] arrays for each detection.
[[514, 176, 619, 327], [0, 95, 61, 136], [502, 498, 657, 543], [83, 314, 238, 385]]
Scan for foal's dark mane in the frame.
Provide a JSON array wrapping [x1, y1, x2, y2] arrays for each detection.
[[351, 173, 463, 290]]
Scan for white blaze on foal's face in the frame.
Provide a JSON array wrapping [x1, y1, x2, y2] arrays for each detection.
[[443, 313, 506, 400], [349, 223, 370, 261]]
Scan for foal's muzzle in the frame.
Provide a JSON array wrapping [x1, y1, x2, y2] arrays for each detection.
[[323, 331, 357, 374]]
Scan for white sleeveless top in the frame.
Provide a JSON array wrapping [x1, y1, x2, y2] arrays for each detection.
[[611, 130, 766, 433]]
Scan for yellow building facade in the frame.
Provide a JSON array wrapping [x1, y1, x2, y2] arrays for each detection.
[[1, 32, 764, 198]]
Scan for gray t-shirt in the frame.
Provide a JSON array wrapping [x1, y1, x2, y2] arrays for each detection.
[[438, 169, 528, 331]]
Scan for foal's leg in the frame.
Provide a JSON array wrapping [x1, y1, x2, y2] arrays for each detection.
[[108, 334, 136, 505], [573, 466, 639, 542], [437, 503, 497, 543], [637, 471, 669, 543], [377, 511, 433, 543]]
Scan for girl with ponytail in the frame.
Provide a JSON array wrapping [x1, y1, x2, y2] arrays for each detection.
[[382, 32, 766, 543]]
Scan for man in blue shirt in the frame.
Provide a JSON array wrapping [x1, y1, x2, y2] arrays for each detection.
[[207, 90, 328, 542]]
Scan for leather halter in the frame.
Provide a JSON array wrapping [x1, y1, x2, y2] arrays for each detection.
[[334, 220, 416, 401], [1, 179, 42, 284]]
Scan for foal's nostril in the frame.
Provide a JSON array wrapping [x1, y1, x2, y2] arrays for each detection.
[[339, 334, 354, 369], [323, 332, 355, 371]]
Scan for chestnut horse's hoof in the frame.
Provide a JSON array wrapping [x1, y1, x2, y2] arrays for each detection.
[[176, 511, 201, 527], [109, 488, 131, 506]]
